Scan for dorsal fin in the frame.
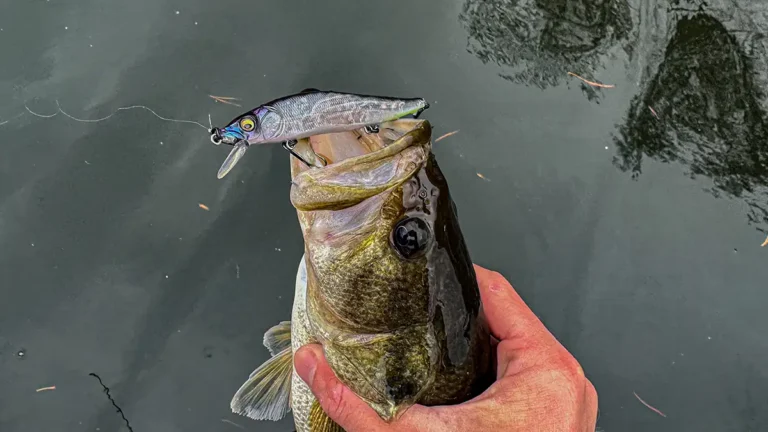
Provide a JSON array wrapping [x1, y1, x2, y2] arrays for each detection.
[[299, 88, 321, 94]]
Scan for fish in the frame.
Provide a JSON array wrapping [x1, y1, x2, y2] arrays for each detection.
[[229, 119, 493, 431], [209, 89, 430, 179]]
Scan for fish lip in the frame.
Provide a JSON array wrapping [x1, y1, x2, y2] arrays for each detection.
[[291, 120, 431, 179]]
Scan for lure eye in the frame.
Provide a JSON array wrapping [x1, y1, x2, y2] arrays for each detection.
[[239, 117, 256, 132], [391, 217, 431, 259]]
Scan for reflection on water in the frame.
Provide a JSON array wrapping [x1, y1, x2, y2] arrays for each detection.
[[614, 8, 768, 233], [460, 0, 768, 233], [459, 0, 631, 101]]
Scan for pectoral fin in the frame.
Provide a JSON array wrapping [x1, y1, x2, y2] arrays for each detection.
[[230, 346, 293, 421], [217, 141, 248, 179], [262, 321, 292, 358], [309, 399, 344, 432]]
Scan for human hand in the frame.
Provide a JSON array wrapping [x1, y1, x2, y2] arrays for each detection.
[[293, 264, 598, 431]]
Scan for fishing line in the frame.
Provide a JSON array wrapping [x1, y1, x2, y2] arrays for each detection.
[[24, 104, 58, 118], [0, 113, 21, 126], [23, 100, 211, 130]]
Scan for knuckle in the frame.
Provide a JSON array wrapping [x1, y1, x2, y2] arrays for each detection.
[[551, 348, 584, 380], [486, 270, 510, 292], [548, 354, 593, 409], [547, 370, 582, 412]]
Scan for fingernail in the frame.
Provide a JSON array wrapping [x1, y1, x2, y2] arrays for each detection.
[[295, 347, 319, 386]]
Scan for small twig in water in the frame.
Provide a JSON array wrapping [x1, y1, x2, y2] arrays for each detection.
[[25, 100, 210, 130], [89, 373, 135, 432], [435, 130, 460, 143], [36, 386, 56, 392], [633, 391, 667, 418], [761, 235, 768, 247], [221, 419, 245, 429], [198, 203, 210, 211], [648, 106, 659, 119], [567, 72, 615, 89], [476, 173, 490, 182], [209, 95, 242, 108]]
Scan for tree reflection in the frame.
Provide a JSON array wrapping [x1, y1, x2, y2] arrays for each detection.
[[459, 0, 631, 100], [613, 13, 768, 232]]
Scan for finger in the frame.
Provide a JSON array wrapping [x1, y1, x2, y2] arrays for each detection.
[[294, 344, 387, 431], [294, 344, 443, 432], [473, 264, 552, 343]]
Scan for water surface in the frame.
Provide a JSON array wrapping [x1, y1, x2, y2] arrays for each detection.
[[1, 1, 767, 431]]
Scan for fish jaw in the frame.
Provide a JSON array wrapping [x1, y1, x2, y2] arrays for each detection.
[[290, 120, 431, 211]]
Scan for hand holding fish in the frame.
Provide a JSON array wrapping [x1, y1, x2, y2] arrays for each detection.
[[294, 264, 599, 432]]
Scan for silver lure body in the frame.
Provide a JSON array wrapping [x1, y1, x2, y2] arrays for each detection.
[[251, 90, 429, 145], [212, 90, 429, 179]]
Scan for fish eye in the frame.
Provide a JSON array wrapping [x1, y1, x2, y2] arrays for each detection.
[[391, 217, 431, 259], [239, 117, 256, 132]]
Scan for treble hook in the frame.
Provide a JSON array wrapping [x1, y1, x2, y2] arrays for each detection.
[[282, 140, 327, 168]]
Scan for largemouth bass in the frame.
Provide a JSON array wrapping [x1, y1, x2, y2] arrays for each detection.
[[209, 89, 429, 179], [230, 119, 492, 431]]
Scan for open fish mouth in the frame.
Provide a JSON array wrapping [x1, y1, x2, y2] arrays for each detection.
[[289, 119, 430, 179], [288, 119, 432, 212]]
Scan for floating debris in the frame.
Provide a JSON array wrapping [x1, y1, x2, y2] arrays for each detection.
[[567, 72, 615, 89], [221, 419, 245, 429], [198, 203, 210, 211], [435, 130, 460, 143], [633, 392, 667, 418], [761, 235, 768, 247], [476, 173, 490, 182], [36, 386, 56, 392], [209, 95, 242, 108], [648, 105, 660, 119]]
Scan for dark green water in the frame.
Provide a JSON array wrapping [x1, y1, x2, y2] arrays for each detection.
[[1, 0, 767, 431]]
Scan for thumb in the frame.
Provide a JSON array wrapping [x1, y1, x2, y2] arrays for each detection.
[[294, 344, 391, 431]]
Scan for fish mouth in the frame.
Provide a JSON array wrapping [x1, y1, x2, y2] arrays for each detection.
[[289, 119, 430, 180], [289, 119, 432, 211]]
